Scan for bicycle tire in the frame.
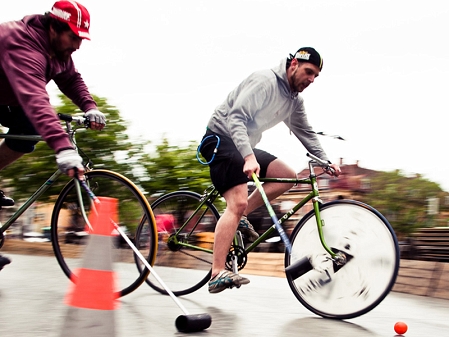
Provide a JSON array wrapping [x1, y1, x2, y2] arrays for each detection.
[[285, 200, 399, 319], [136, 191, 219, 296], [51, 169, 158, 298]]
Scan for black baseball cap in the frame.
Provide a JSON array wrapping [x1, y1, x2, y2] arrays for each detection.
[[292, 47, 323, 71]]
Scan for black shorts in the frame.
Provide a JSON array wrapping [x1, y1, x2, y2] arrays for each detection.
[[0, 106, 38, 153], [199, 129, 277, 195]]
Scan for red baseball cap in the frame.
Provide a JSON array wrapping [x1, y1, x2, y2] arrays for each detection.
[[50, 1, 91, 40]]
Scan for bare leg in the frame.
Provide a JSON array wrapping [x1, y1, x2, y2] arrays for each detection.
[[245, 159, 296, 215], [211, 183, 248, 277], [210, 159, 295, 278], [0, 140, 24, 170]]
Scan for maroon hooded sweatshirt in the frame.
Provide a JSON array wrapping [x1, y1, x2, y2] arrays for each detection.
[[0, 14, 97, 153]]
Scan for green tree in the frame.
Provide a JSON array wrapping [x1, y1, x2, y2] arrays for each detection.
[[139, 138, 213, 198], [359, 170, 445, 238], [1, 94, 146, 201]]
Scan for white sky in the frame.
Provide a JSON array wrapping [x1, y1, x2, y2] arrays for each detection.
[[2, 0, 449, 191]]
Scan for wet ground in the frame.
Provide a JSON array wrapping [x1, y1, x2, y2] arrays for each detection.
[[0, 253, 448, 336]]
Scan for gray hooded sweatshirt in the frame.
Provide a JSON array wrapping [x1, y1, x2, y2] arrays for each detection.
[[206, 58, 329, 162]]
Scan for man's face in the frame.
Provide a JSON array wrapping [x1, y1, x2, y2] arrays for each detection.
[[49, 28, 82, 62], [288, 59, 321, 93]]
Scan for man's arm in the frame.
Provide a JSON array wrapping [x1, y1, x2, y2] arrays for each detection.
[[284, 104, 329, 161], [1, 46, 73, 153], [285, 105, 341, 177], [54, 67, 97, 113], [226, 79, 269, 159]]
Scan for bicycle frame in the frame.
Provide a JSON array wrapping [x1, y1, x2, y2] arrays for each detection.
[[170, 159, 337, 259], [247, 160, 336, 258], [169, 186, 221, 254], [0, 118, 90, 242]]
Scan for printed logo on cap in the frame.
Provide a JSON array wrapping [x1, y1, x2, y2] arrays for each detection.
[[295, 50, 311, 61], [51, 7, 72, 22]]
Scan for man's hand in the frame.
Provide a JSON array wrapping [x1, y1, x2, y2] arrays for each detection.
[[243, 153, 260, 178], [56, 149, 84, 178], [328, 163, 341, 177], [84, 109, 106, 131]]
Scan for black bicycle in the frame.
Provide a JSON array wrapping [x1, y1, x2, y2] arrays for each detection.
[[0, 114, 158, 297]]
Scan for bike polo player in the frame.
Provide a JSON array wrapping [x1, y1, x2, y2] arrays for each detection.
[[199, 47, 341, 293], [0, 1, 106, 271]]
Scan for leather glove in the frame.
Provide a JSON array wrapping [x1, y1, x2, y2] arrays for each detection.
[[56, 149, 83, 174], [84, 109, 106, 126]]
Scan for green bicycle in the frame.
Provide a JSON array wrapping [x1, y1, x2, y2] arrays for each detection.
[[135, 152, 400, 319]]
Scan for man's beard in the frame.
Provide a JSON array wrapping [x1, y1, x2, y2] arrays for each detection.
[[51, 39, 73, 62]]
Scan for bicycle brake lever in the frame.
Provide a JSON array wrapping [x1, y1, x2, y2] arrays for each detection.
[[324, 166, 336, 176]]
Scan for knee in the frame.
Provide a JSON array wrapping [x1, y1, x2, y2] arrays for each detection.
[[234, 198, 248, 215], [284, 166, 297, 178], [227, 198, 248, 216], [287, 168, 296, 188]]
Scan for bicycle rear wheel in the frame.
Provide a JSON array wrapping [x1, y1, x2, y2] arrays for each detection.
[[51, 169, 157, 298], [285, 200, 399, 319], [136, 191, 219, 296]]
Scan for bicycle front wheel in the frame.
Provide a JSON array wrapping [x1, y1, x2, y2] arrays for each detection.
[[136, 191, 219, 296], [51, 169, 158, 298], [285, 200, 399, 319]]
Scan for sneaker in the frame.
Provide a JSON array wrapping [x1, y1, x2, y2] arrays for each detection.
[[238, 216, 259, 242], [208, 270, 250, 294], [0, 255, 11, 270], [0, 190, 14, 207]]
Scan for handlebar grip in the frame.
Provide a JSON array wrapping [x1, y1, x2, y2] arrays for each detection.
[[307, 153, 336, 175], [58, 113, 88, 127], [306, 152, 328, 166], [58, 113, 73, 122]]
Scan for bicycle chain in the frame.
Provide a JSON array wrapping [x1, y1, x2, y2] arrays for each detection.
[[176, 245, 248, 270], [178, 248, 212, 265]]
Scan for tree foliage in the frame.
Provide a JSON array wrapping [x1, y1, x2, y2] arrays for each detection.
[[358, 170, 447, 238], [1, 94, 147, 201], [0, 94, 216, 208], [138, 138, 213, 200]]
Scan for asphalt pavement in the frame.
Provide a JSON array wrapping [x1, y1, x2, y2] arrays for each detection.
[[0, 253, 448, 336]]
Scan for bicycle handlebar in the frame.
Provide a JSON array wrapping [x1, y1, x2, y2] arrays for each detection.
[[306, 153, 336, 175], [58, 113, 88, 127]]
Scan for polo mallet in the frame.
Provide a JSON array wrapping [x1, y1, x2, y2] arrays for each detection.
[[262, 154, 351, 281], [77, 178, 212, 333], [252, 173, 323, 280], [251, 173, 292, 254]]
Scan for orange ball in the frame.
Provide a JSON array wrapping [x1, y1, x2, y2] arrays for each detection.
[[394, 321, 408, 334]]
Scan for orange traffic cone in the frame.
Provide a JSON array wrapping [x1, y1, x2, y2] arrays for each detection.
[[60, 197, 119, 337]]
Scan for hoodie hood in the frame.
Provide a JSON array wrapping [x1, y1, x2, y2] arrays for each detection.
[[271, 58, 298, 99]]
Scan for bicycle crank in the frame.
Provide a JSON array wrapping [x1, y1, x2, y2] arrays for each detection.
[[225, 245, 247, 272]]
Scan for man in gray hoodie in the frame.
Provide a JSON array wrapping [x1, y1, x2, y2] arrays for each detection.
[[199, 47, 341, 293], [0, 1, 105, 270]]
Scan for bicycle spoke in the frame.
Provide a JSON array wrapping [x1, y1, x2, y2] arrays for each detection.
[[51, 170, 157, 297], [286, 200, 399, 319], [137, 191, 218, 296]]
